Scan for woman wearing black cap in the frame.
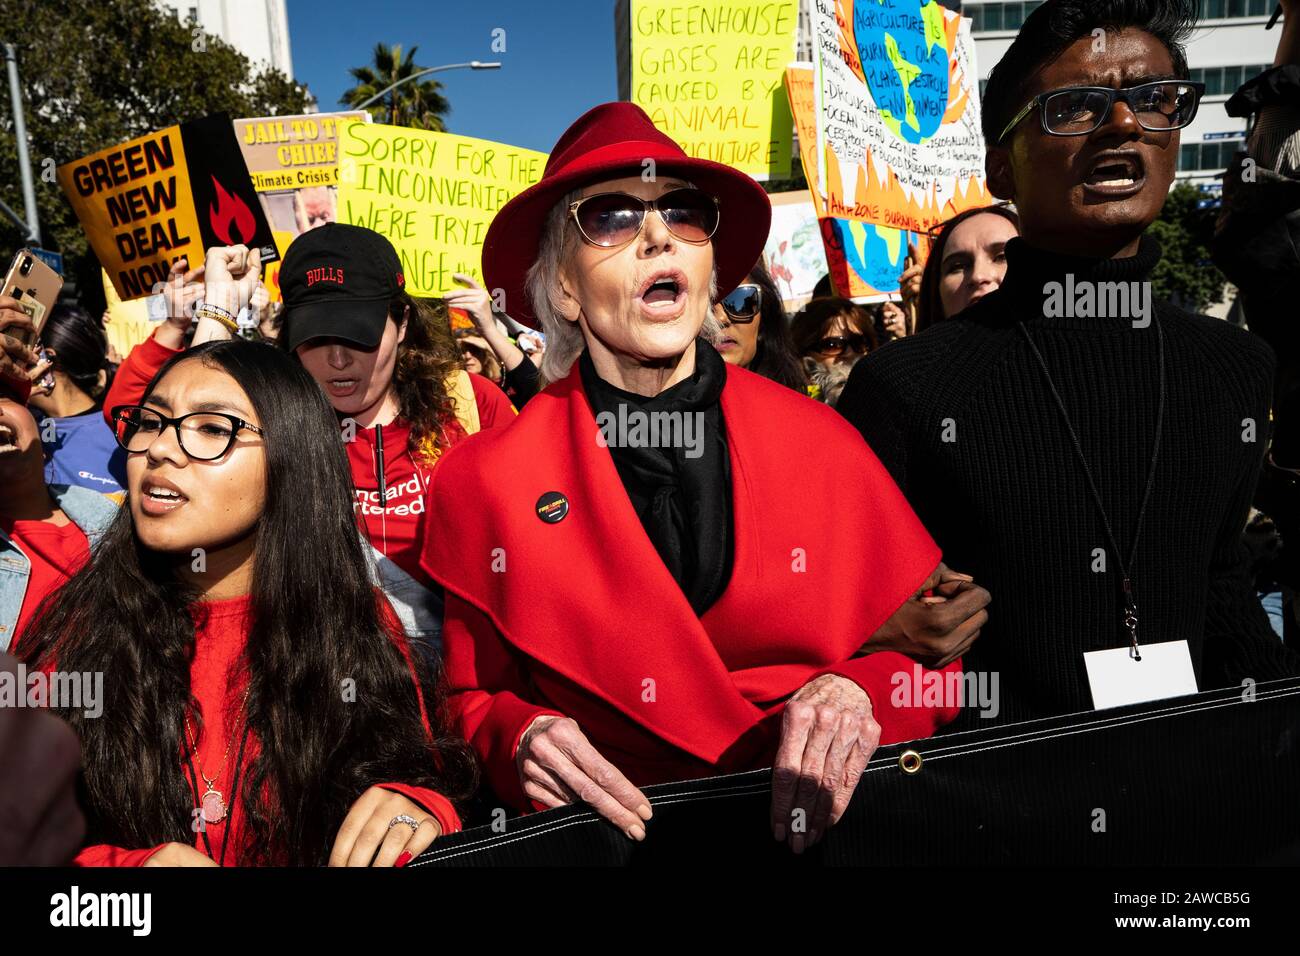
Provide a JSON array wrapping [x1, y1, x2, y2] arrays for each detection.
[[103, 230, 516, 661]]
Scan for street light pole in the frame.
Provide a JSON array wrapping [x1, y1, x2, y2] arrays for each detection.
[[4, 43, 40, 246], [357, 60, 502, 112]]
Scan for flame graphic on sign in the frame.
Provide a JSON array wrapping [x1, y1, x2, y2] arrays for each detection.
[[816, 1, 990, 233], [209, 175, 256, 245]]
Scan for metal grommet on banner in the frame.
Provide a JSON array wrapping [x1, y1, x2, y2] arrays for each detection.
[[899, 749, 923, 775]]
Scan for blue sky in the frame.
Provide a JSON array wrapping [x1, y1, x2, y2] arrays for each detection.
[[285, 0, 621, 153]]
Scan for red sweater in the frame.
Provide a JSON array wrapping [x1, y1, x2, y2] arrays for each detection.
[[73, 594, 460, 866], [0, 515, 90, 655], [423, 361, 961, 811], [104, 330, 515, 586]]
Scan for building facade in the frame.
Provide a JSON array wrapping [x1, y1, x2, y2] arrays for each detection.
[[157, 0, 293, 78], [964, 0, 1280, 192]]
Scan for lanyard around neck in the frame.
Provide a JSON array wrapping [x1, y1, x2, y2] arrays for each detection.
[[1015, 316, 1167, 660]]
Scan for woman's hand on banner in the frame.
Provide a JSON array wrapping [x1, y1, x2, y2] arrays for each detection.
[[898, 241, 923, 312], [516, 714, 653, 840], [772, 673, 879, 853]]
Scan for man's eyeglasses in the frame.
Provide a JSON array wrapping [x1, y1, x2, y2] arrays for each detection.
[[719, 284, 762, 323], [998, 80, 1205, 144], [568, 188, 720, 248], [111, 405, 263, 461], [811, 334, 870, 357]]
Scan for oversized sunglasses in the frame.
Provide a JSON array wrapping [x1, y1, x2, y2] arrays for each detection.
[[568, 188, 720, 248], [111, 405, 263, 462], [998, 80, 1205, 143], [811, 334, 870, 357], [719, 284, 762, 322]]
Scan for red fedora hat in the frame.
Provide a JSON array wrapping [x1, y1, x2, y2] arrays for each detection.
[[482, 102, 772, 327]]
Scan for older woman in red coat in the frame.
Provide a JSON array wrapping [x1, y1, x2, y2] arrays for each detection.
[[421, 103, 990, 853]]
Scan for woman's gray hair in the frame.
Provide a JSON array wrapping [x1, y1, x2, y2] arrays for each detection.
[[525, 186, 721, 383]]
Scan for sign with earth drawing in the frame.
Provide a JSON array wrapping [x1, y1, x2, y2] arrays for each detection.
[[810, 0, 992, 233]]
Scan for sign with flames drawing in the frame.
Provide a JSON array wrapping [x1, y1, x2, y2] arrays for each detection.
[[810, 0, 991, 233], [59, 114, 276, 302]]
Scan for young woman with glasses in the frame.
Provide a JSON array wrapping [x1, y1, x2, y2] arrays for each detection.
[[24, 340, 476, 866], [710, 258, 808, 393]]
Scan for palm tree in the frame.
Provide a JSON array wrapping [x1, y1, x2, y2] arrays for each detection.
[[340, 43, 452, 130]]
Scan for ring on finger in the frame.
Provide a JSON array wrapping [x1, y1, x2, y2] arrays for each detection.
[[388, 814, 422, 834]]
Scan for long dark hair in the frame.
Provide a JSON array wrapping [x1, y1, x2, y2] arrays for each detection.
[[40, 304, 115, 405], [392, 293, 465, 461], [741, 260, 807, 393], [22, 340, 477, 865], [916, 205, 1021, 333]]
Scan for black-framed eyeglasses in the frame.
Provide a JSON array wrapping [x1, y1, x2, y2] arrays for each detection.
[[568, 188, 720, 248], [111, 405, 263, 462], [998, 80, 1205, 144], [811, 334, 870, 357], [719, 284, 762, 323]]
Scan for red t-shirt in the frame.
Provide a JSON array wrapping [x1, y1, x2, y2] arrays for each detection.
[[0, 515, 90, 654], [73, 593, 461, 866], [348, 374, 514, 584]]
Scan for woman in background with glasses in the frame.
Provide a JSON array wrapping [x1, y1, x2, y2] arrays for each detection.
[[23, 340, 476, 866], [710, 258, 807, 393], [789, 298, 878, 406], [418, 103, 988, 854]]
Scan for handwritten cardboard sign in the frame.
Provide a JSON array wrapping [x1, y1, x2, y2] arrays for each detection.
[[810, 0, 991, 231], [336, 121, 546, 297], [631, 0, 799, 179]]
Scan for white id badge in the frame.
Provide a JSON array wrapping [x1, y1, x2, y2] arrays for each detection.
[[1084, 640, 1199, 710]]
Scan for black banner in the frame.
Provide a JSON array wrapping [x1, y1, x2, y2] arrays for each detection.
[[413, 679, 1300, 867]]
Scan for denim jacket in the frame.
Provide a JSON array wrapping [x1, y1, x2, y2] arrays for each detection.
[[0, 484, 118, 652]]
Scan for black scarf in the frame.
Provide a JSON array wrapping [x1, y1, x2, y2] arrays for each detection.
[[579, 338, 733, 615]]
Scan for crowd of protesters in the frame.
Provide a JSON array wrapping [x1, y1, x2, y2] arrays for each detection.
[[0, 0, 1298, 867]]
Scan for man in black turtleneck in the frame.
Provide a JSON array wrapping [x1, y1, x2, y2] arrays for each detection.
[[838, 0, 1300, 728]]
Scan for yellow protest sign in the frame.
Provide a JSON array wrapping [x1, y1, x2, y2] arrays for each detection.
[[101, 268, 156, 357], [631, 0, 798, 179], [235, 111, 364, 193], [60, 129, 202, 301], [59, 115, 277, 301], [233, 111, 366, 301], [336, 122, 546, 296]]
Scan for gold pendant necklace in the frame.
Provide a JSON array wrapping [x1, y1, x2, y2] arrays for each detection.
[[184, 688, 250, 827]]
